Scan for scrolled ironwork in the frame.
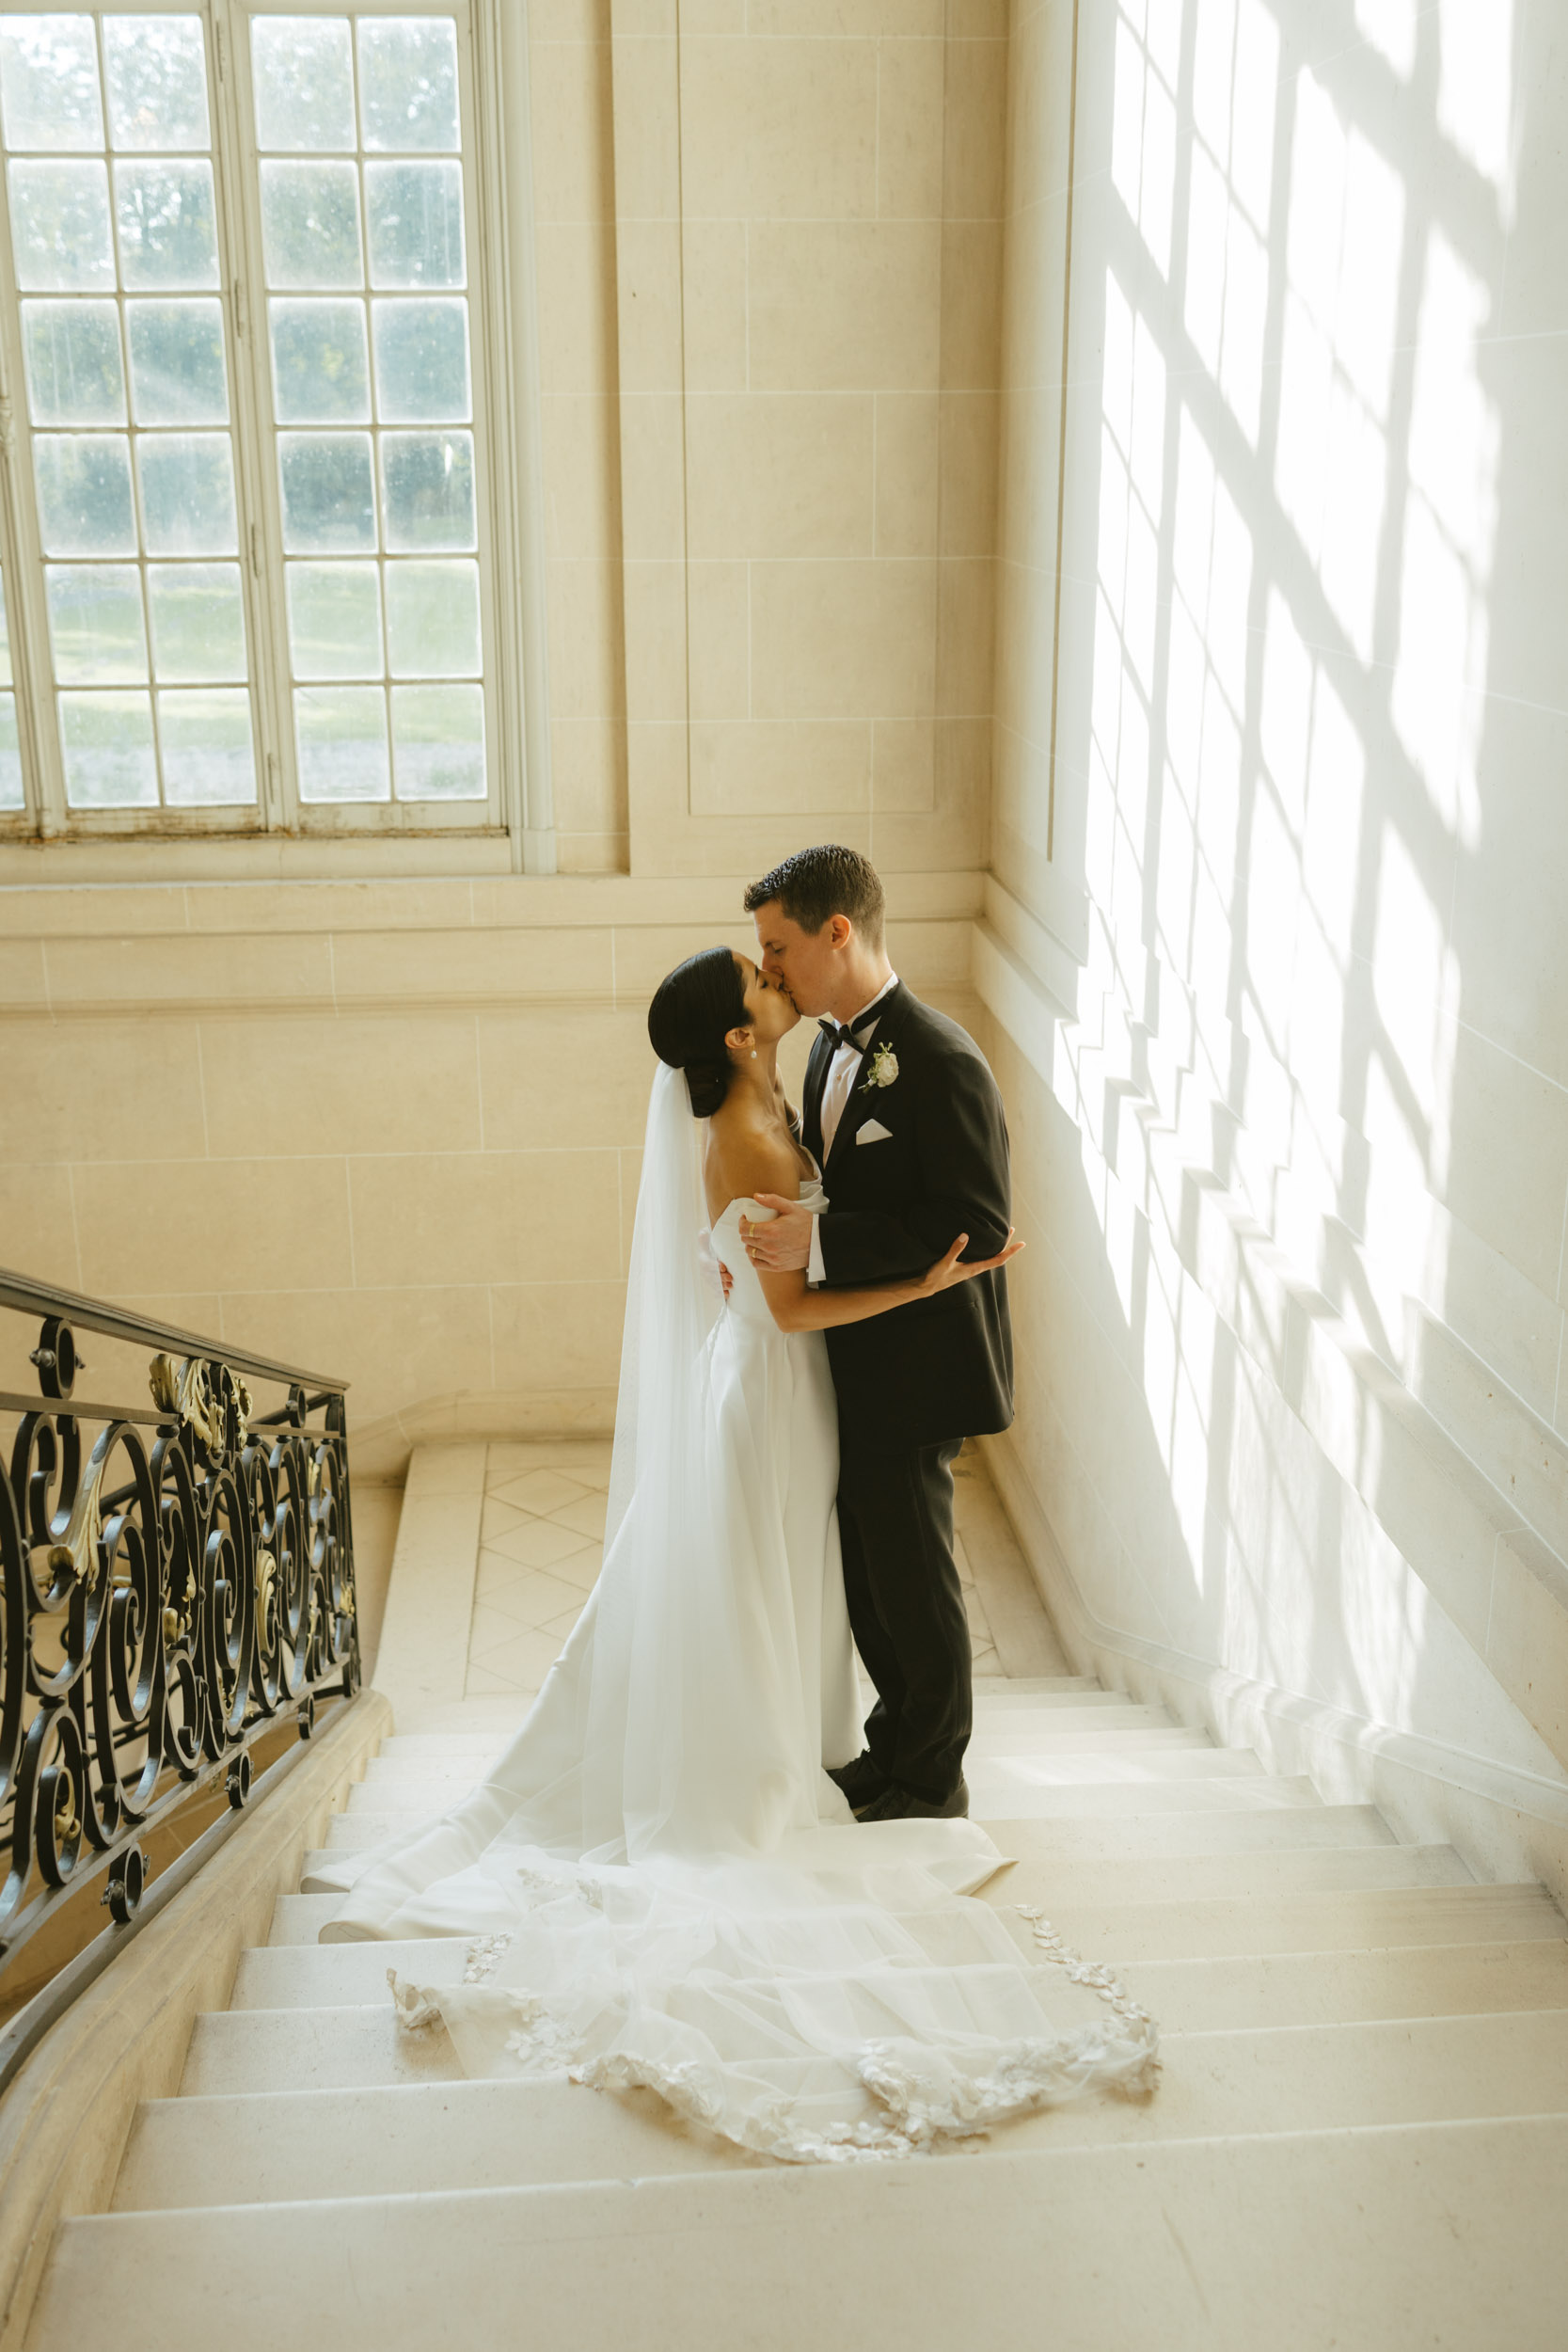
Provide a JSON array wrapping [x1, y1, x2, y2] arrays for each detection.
[[0, 1269, 358, 1979]]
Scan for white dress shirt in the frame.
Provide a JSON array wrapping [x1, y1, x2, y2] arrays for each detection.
[[807, 972, 898, 1286]]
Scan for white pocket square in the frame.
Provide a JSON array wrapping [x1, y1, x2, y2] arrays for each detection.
[[857, 1119, 894, 1144]]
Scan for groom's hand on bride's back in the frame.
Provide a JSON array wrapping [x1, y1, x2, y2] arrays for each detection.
[[921, 1229, 1024, 1294], [738, 1194, 815, 1271]]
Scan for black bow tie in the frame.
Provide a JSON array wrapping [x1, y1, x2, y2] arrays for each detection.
[[818, 1011, 881, 1055]]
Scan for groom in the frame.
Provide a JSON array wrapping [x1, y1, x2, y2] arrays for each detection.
[[739, 845, 1014, 1821]]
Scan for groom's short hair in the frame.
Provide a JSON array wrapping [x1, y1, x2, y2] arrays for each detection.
[[743, 845, 885, 947]]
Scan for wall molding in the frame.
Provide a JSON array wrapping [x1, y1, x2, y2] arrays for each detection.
[[0, 870, 984, 1022]]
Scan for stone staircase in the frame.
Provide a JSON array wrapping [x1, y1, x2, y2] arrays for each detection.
[[21, 1675, 1568, 2348]]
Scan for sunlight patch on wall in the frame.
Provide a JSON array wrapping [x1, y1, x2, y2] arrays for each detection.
[[1437, 0, 1516, 211], [1354, 0, 1418, 81], [1164, 407, 1250, 1056], [1186, 0, 1278, 447], [1112, 0, 1180, 280], [1031, 0, 1519, 1724], [1361, 825, 1461, 1343], [1391, 230, 1498, 849], [1275, 68, 1403, 663]]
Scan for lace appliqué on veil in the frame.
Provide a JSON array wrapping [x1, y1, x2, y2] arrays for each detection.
[[464, 1932, 513, 1984], [501, 1994, 586, 2073], [389, 1902, 1161, 2168], [1015, 1904, 1161, 2048]]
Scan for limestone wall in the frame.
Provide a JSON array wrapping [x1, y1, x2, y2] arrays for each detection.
[[0, 8, 1003, 1467], [982, 0, 1568, 1870], [0, 873, 976, 1480], [529, 0, 1007, 878]]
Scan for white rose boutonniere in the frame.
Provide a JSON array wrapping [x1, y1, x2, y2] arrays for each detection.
[[859, 1042, 899, 1093]]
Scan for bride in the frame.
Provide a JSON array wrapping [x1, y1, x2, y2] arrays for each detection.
[[309, 947, 1159, 2160]]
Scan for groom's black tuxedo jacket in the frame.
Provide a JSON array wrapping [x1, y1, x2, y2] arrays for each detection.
[[800, 981, 1014, 1452]]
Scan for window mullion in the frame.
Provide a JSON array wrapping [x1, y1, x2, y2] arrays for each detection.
[[209, 0, 292, 833], [0, 211, 67, 835]]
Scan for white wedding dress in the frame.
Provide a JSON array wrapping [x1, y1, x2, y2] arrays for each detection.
[[309, 1065, 1158, 2160]]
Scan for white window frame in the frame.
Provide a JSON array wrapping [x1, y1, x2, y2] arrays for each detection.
[[0, 0, 546, 860]]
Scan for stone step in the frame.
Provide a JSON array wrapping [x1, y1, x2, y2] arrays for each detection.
[[969, 1676, 1102, 1697], [970, 1771, 1322, 1820], [230, 1942, 470, 2013], [382, 1697, 531, 1738], [1121, 1940, 1568, 2032], [355, 1769, 491, 1797], [982, 1804, 1395, 1859], [312, 1793, 1382, 1869], [975, 1747, 1260, 1788], [112, 2009, 1568, 2212], [180, 2002, 463, 2097], [32, 2117, 1568, 2350], [378, 1734, 510, 1760], [966, 1726, 1212, 1758], [347, 1726, 1212, 1809], [372, 1709, 1167, 1766], [322, 1811, 422, 1848], [227, 1915, 1568, 2025], [345, 1782, 462, 1817], [354, 1728, 1214, 1802], [981, 1842, 1473, 1903], [272, 1891, 369, 1944], [115, 2078, 749, 2211], [970, 1702, 1176, 1734], [1000, 1883, 1562, 1963], [337, 1757, 1289, 1824], [276, 1841, 1474, 1944], [266, 1880, 1551, 1977]]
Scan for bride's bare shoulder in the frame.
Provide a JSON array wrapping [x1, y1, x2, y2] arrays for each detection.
[[705, 1096, 800, 1217]]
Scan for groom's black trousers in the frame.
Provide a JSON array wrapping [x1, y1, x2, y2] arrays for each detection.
[[836, 1438, 971, 1804]]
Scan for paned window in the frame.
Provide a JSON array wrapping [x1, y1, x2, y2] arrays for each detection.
[[0, 3, 502, 836]]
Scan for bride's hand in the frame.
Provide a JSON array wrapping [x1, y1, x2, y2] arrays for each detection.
[[920, 1228, 1024, 1294]]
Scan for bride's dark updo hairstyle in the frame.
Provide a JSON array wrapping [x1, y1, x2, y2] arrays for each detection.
[[647, 946, 751, 1117]]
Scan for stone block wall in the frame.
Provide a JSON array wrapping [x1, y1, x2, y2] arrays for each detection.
[[980, 0, 1568, 1870]]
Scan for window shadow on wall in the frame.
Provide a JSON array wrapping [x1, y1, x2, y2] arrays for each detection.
[[1031, 0, 1568, 1770]]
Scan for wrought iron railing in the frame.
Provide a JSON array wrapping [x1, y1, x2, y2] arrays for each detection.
[[0, 1269, 359, 1985]]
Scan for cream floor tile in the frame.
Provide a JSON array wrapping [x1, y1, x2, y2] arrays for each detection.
[[954, 1530, 976, 1590], [464, 1661, 538, 1698], [480, 1496, 529, 1542], [474, 1549, 525, 1594], [467, 1598, 539, 1658], [490, 1470, 592, 1516], [482, 1518, 594, 1570], [541, 1605, 583, 1642], [971, 1639, 999, 1675], [547, 1491, 609, 1541], [474, 1565, 593, 1631], [546, 1544, 604, 1595], [469, 1627, 568, 1689]]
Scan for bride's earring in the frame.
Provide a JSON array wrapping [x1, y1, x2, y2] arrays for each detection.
[[751, 1048, 757, 1059]]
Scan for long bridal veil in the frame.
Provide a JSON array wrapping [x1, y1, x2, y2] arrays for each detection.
[[314, 1063, 1159, 2161]]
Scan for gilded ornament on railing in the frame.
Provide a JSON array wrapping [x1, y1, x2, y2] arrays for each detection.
[[0, 1284, 360, 1982], [256, 1545, 277, 1633], [41, 1429, 108, 1589], [148, 1353, 227, 1454]]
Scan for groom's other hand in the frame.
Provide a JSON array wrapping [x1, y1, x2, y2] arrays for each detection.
[[739, 1195, 813, 1270]]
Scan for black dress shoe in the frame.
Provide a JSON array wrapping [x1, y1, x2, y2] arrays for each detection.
[[828, 1752, 892, 1816], [859, 1775, 970, 1822]]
